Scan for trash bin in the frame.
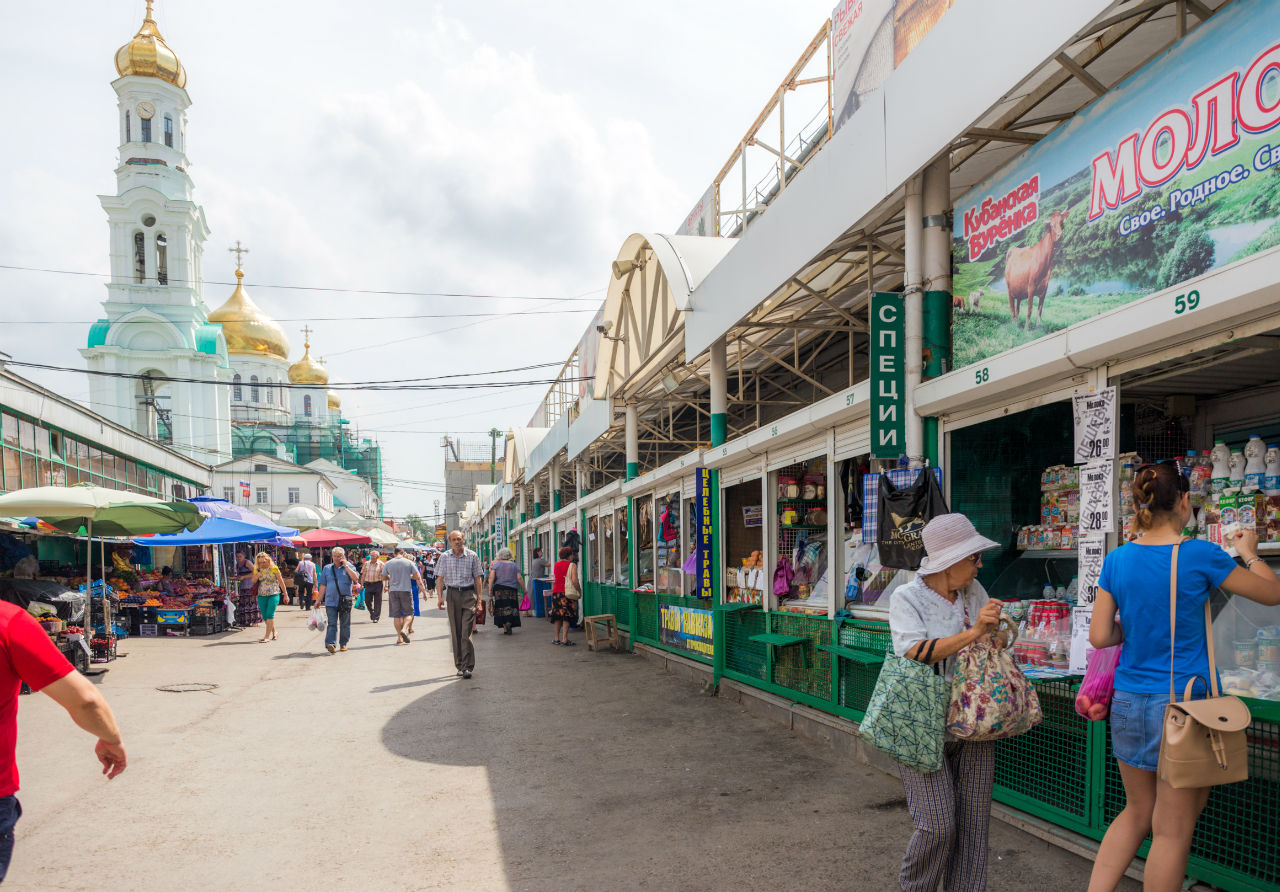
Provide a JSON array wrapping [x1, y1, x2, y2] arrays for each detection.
[[533, 578, 551, 618]]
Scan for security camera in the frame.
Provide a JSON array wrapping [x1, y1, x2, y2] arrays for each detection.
[[595, 320, 613, 335]]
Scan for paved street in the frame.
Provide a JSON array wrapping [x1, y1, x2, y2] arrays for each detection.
[[11, 609, 1126, 891]]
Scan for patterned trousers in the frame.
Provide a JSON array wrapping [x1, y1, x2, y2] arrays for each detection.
[[898, 739, 996, 892]]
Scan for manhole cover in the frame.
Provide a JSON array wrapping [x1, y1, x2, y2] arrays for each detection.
[[156, 683, 219, 693]]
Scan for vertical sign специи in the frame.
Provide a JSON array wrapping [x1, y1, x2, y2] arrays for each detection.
[[696, 467, 714, 601], [871, 292, 905, 458]]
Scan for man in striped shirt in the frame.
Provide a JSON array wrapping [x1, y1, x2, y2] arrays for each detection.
[[434, 530, 484, 679]]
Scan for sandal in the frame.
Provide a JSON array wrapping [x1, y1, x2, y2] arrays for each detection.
[[552, 639, 562, 645], [562, 639, 577, 646]]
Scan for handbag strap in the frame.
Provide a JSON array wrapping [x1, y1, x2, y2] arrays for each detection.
[[1168, 539, 1221, 702]]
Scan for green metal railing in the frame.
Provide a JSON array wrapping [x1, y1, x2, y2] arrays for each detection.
[[713, 614, 1280, 892], [631, 591, 714, 665]]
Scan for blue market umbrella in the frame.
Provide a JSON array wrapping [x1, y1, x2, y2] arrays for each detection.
[[131, 516, 280, 547]]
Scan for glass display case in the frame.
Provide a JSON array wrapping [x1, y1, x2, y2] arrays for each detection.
[[1212, 548, 1280, 704], [985, 551, 1080, 602]]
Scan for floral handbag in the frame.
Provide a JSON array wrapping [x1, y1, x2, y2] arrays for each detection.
[[946, 621, 1042, 741]]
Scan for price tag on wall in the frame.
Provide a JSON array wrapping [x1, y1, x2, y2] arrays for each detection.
[[1069, 605, 1094, 674], [1072, 387, 1117, 464], [1078, 461, 1115, 534], [1076, 535, 1105, 605]]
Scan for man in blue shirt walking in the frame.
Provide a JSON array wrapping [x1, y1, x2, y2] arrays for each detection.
[[315, 546, 361, 653]]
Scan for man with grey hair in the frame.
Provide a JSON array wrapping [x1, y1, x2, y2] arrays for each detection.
[[315, 546, 360, 654], [382, 547, 425, 646], [434, 530, 484, 678]]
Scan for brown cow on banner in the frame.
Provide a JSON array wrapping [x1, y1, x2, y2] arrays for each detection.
[[1006, 209, 1068, 329]]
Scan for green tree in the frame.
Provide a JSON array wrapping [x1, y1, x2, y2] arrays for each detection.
[[404, 513, 429, 540], [1156, 225, 1215, 290]]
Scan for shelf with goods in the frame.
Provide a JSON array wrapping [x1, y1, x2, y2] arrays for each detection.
[[772, 458, 830, 616]]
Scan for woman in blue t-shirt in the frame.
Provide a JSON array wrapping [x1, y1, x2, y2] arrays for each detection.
[[1088, 460, 1280, 891]]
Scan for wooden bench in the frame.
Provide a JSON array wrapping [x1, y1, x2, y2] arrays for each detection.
[[584, 614, 621, 652]]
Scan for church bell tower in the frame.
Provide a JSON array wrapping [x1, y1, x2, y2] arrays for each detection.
[[81, 1, 232, 464]]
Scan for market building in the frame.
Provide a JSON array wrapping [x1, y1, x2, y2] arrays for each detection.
[[462, 2, 1280, 889]]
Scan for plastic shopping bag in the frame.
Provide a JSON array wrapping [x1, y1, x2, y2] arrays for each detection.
[[308, 608, 327, 632], [1075, 644, 1121, 720], [353, 592, 366, 611]]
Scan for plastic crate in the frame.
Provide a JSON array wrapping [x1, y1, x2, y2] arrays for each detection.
[[139, 623, 158, 637], [156, 608, 189, 626]]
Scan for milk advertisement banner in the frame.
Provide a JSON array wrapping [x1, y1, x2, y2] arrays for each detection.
[[676, 185, 717, 237], [952, 0, 1280, 370], [830, 0, 956, 135]]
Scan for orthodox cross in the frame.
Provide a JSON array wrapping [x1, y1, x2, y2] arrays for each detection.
[[228, 241, 250, 270], [301, 324, 313, 345]]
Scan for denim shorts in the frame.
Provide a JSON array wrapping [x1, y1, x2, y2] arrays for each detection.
[[1110, 690, 1173, 771]]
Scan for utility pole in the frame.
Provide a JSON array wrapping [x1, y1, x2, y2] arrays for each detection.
[[488, 427, 502, 484]]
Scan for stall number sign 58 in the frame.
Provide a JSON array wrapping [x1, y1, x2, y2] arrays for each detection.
[[1173, 289, 1201, 314]]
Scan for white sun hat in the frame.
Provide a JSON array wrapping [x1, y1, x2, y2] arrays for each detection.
[[916, 513, 1001, 574]]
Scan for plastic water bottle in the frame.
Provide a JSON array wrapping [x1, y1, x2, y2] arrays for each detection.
[[1244, 435, 1267, 490], [1265, 445, 1280, 496], [1210, 441, 1232, 493], [1066, 576, 1078, 602]]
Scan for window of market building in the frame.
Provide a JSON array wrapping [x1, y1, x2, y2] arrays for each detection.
[[654, 489, 681, 595], [599, 510, 615, 585], [587, 514, 599, 583], [615, 504, 629, 586], [635, 494, 654, 588], [0, 409, 200, 499]]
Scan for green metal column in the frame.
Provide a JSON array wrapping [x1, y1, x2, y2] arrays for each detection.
[[710, 337, 728, 448], [553, 490, 562, 511]]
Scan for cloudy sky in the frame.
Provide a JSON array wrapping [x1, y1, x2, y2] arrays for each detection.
[[0, 0, 834, 518]]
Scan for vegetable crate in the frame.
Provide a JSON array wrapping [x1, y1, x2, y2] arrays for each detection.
[[187, 610, 225, 636]]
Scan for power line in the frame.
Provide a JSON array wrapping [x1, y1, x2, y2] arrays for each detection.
[[2, 307, 595, 324], [5, 359, 588, 391], [0, 262, 606, 303]]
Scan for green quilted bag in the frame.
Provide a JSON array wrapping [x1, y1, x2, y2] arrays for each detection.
[[859, 647, 950, 773]]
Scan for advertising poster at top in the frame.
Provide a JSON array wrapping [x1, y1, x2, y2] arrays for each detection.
[[676, 184, 717, 237], [830, 0, 956, 134], [952, 0, 1280, 371]]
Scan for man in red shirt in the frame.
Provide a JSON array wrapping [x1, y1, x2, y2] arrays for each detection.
[[0, 601, 126, 880]]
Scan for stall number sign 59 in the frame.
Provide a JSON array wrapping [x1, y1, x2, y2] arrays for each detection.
[[1173, 290, 1201, 315]]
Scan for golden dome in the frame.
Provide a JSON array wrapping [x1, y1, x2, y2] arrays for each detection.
[[115, 1, 187, 88], [327, 390, 342, 410], [207, 269, 290, 361], [289, 342, 329, 386]]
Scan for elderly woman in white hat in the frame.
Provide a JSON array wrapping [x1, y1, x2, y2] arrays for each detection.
[[888, 513, 1006, 892]]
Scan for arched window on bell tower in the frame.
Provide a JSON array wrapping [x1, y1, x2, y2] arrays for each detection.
[[250, 376, 260, 402], [155, 234, 168, 285], [141, 117, 151, 143], [125, 111, 131, 143], [133, 232, 146, 283], [232, 374, 242, 401], [265, 378, 274, 405], [303, 395, 313, 417], [163, 115, 173, 148]]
